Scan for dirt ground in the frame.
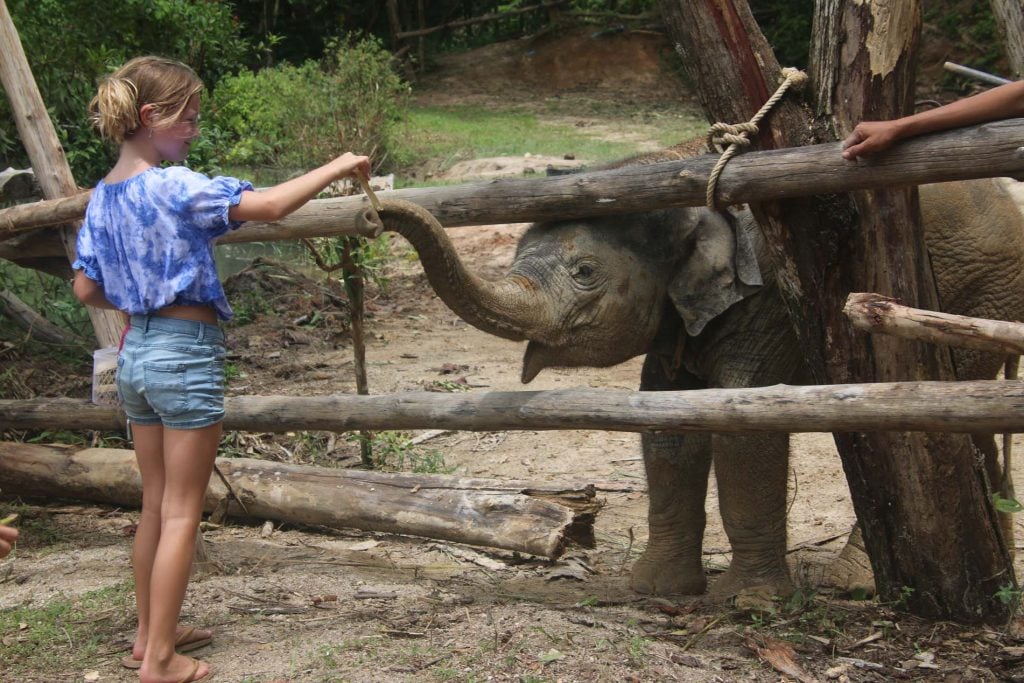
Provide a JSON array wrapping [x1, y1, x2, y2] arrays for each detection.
[[5, 25, 1024, 683]]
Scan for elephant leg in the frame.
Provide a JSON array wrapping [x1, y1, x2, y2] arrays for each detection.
[[710, 432, 794, 600], [631, 341, 712, 595], [821, 523, 875, 595], [630, 431, 712, 595]]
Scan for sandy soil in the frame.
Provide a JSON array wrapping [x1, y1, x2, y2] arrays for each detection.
[[4, 25, 1024, 683]]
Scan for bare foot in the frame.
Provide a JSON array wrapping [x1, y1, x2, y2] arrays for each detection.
[[124, 626, 213, 669], [139, 655, 211, 683]]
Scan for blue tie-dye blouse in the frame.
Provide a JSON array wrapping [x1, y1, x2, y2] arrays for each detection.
[[74, 166, 253, 321]]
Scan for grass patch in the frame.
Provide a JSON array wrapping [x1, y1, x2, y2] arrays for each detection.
[[396, 102, 705, 181], [0, 580, 134, 677]]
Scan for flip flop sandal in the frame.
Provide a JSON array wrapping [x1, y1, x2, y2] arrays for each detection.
[[176, 657, 212, 682], [120, 627, 214, 669]]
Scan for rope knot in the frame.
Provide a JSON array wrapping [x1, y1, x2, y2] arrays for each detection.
[[780, 67, 808, 90], [703, 68, 808, 209], [707, 121, 759, 153]]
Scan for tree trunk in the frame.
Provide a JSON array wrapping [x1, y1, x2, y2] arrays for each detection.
[[657, 0, 1013, 621], [990, 0, 1024, 78], [0, 2, 122, 348], [0, 442, 602, 559]]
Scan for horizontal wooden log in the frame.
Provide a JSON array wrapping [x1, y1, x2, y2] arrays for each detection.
[[0, 442, 601, 558], [845, 292, 1024, 356], [2, 380, 1024, 434], [3, 119, 1024, 247]]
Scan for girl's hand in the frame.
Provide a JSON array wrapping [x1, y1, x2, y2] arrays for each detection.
[[330, 153, 371, 182]]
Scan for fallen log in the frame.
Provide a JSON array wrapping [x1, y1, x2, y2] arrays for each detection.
[[0, 289, 82, 345], [3, 380, 1024, 434], [3, 119, 1024, 245], [0, 442, 601, 559], [844, 293, 1024, 356]]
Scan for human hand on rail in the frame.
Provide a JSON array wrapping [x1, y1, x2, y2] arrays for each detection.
[[841, 121, 902, 160]]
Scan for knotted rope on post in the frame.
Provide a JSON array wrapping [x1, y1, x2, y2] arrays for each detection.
[[704, 67, 808, 208]]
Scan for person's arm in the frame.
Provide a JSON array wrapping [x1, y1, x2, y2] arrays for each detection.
[[229, 152, 371, 223], [73, 270, 119, 310], [842, 80, 1024, 159]]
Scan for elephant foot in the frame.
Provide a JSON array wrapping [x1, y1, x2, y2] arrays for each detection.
[[820, 526, 875, 596], [629, 548, 707, 596], [708, 558, 794, 602]]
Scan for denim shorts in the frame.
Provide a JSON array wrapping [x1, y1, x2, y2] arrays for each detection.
[[117, 314, 226, 429]]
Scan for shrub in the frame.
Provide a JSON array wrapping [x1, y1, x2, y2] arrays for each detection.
[[208, 35, 408, 172], [2, 0, 248, 185]]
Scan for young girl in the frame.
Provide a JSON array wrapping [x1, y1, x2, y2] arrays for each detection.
[[842, 79, 1024, 159], [73, 55, 371, 683]]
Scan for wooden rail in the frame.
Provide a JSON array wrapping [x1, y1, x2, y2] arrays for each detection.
[[3, 380, 1024, 434]]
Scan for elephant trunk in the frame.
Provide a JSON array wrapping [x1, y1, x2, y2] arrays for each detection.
[[368, 200, 538, 342]]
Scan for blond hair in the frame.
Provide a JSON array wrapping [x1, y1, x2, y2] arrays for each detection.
[[88, 56, 204, 144]]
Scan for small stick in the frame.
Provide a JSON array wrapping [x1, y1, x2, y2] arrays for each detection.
[[0, 513, 19, 526], [357, 175, 383, 212]]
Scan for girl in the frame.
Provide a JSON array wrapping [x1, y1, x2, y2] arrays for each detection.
[[73, 55, 370, 683]]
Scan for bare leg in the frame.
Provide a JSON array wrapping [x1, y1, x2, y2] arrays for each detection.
[[130, 423, 166, 662], [139, 422, 220, 683]]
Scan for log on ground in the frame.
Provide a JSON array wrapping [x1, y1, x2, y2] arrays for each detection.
[[0, 442, 601, 559]]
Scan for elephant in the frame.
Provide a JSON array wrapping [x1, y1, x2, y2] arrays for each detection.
[[363, 173, 1024, 599]]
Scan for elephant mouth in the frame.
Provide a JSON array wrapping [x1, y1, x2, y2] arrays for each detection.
[[522, 341, 563, 383], [521, 338, 642, 383]]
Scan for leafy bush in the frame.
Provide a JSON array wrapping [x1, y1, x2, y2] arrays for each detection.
[[208, 35, 408, 172], [2, 0, 249, 185]]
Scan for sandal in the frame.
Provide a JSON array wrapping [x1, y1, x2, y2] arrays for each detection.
[[120, 626, 213, 669], [176, 657, 212, 682]]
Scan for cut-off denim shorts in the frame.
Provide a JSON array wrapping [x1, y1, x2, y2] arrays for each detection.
[[117, 314, 226, 429]]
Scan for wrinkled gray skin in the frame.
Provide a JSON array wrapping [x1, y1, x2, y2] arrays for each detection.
[[378, 177, 1024, 598]]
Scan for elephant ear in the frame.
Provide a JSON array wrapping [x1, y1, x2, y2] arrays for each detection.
[[668, 209, 763, 336]]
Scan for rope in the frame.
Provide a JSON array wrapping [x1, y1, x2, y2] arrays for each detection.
[[705, 67, 808, 208]]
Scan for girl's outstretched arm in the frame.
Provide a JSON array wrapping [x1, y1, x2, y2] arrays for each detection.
[[842, 80, 1024, 159], [229, 153, 372, 222]]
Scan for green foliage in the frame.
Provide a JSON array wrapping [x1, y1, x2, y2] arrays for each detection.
[[208, 35, 408, 171], [996, 583, 1022, 607], [351, 431, 452, 474], [748, 0, 814, 69], [992, 493, 1024, 514], [3, 0, 249, 185], [0, 581, 134, 677], [925, 0, 1006, 82], [0, 261, 91, 344]]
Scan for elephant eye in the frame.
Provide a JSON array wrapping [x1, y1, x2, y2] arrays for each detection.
[[571, 261, 599, 284]]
